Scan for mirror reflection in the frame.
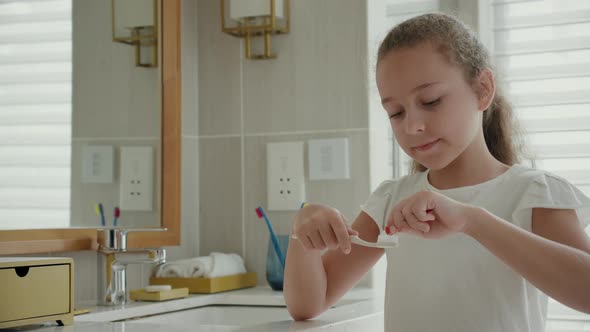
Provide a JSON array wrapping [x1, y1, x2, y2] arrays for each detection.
[[0, 0, 161, 230]]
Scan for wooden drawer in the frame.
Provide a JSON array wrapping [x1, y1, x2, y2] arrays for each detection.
[[0, 263, 71, 322]]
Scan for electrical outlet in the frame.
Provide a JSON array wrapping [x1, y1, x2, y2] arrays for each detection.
[[119, 146, 153, 211], [267, 141, 305, 211]]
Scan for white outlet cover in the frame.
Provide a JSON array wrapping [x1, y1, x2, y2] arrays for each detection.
[[119, 146, 153, 211], [308, 138, 350, 180], [267, 141, 305, 211], [82, 145, 114, 184]]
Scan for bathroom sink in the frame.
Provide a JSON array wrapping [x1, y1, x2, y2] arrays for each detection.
[[75, 288, 377, 330], [126, 305, 292, 329]]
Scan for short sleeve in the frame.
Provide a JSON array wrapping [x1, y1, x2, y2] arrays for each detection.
[[512, 173, 590, 231], [360, 180, 395, 231]]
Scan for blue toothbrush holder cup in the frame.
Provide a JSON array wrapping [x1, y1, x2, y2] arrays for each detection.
[[266, 234, 289, 291]]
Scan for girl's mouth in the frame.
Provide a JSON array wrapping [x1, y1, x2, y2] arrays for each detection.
[[414, 139, 440, 152]]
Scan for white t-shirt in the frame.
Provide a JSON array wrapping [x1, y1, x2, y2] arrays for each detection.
[[361, 164, 590, 332]]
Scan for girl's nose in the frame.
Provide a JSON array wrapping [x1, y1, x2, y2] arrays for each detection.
[[404, 111, 426, 134]]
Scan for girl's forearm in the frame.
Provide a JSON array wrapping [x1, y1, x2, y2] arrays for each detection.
[[283, 238, 328, 320], [464, 207, 590, 314]]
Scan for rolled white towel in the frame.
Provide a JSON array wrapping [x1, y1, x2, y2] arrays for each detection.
[[204, 252, 247, 278], [154, 256, 213, 278]]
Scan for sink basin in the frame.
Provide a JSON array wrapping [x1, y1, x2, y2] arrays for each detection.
[[126, 305, 292, 329], [75, 288, 376, 330]]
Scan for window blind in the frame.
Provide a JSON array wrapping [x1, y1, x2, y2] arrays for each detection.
[[493, 0, 590, 198], [0, 0, 71, 229], [492, 0, 590, 326]]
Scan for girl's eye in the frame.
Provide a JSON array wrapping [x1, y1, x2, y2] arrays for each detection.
[[389, 111, 404, 119], [423, 98, 441, 107]]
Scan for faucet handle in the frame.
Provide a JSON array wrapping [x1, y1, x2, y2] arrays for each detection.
[[98, 228, 167, 251]]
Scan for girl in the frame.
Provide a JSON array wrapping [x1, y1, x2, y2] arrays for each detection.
[[284, 13, 590, 332]]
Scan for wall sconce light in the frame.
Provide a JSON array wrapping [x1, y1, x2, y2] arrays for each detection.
[[221, 0, 290, 60], [112, 0, 158, 68]]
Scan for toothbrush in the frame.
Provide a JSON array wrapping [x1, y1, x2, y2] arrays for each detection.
[[292, 203, 399, 249], [95, 203, 105, 227], [255, 206, 286, 269], [113, 207, 120, 227], [290, 233, 399, 249]]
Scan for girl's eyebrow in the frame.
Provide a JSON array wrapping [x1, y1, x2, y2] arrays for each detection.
[[381, 81, 441, 105], [411, 81, 441, 93]]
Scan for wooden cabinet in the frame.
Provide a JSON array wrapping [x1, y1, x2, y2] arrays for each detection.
[[0, 257, 73, 328]]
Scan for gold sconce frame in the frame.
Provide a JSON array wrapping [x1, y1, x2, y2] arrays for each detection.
[[111, 0, 159, 68], [221, 0, 290, 60]]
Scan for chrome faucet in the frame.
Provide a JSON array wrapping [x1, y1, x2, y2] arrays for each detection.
[[97, 228, 167, 306]]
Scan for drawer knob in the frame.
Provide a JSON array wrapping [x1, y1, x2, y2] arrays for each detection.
[[15, 266, 29, 277]]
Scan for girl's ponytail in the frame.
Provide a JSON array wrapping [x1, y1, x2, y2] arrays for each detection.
[[483, 92, 523, 167]]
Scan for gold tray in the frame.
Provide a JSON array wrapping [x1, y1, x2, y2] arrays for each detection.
[[149, 272, 257, 294], [129, 287, 189, 301]]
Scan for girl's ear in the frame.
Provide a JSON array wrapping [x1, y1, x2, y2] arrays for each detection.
[[477, 68, 495, 112]]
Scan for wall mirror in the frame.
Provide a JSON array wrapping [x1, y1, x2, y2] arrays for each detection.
[[0, 0, 180, 254]]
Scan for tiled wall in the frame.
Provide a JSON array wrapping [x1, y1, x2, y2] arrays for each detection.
[[196, 0, 379, 287]]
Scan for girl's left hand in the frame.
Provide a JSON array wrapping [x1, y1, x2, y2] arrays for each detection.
[[385, 190, 472, 239]]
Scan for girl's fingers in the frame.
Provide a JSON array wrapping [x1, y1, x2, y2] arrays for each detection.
[[402, 205, 430, 233], [413, 208, 435, 222], [330, 215, 353, 254], [412, 197, 436, 222], [298, 234, 314, 250], [318, 224, 338, 250], [384, 209, 400, 234], [307, 232, 326, 250], [391, 204, 410, 231]]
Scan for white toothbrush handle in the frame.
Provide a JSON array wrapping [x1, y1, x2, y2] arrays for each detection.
[[291, 234, 397, 249], [350, 235, 382, 248]]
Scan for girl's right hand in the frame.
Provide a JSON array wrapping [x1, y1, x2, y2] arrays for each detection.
[[291, 204, 359, 254]]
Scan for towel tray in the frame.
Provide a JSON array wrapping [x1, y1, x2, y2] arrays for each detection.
[[149, 272, 257, 294]]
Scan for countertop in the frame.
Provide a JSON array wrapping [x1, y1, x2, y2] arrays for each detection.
[[4, 287, 385, 331]]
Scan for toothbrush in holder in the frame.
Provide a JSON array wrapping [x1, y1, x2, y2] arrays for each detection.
[[95, 203, 106, 227], [255, 206, 286, 269], [113, 207, 120, 227]]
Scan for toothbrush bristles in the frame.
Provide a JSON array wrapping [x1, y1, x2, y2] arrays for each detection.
[[255, 207, 263, 218]]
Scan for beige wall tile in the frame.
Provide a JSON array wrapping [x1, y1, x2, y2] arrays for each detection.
[[243, 131, 371, 285], [181, 0, 199, 137], [197, 0, 242, 136], [199, 137, 243, 256], [243, 0, 368, 134]]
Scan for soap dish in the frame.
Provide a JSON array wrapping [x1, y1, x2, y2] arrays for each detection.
[[129, 287, 189, 301]]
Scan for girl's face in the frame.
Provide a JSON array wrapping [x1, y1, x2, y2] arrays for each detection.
[[376, 42, 485, 171]]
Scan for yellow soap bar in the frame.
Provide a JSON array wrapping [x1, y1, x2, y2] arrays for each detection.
[[129, 287, 189, 301]]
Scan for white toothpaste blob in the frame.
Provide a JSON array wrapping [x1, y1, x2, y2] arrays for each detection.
[[377, 232, 399, 246]]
